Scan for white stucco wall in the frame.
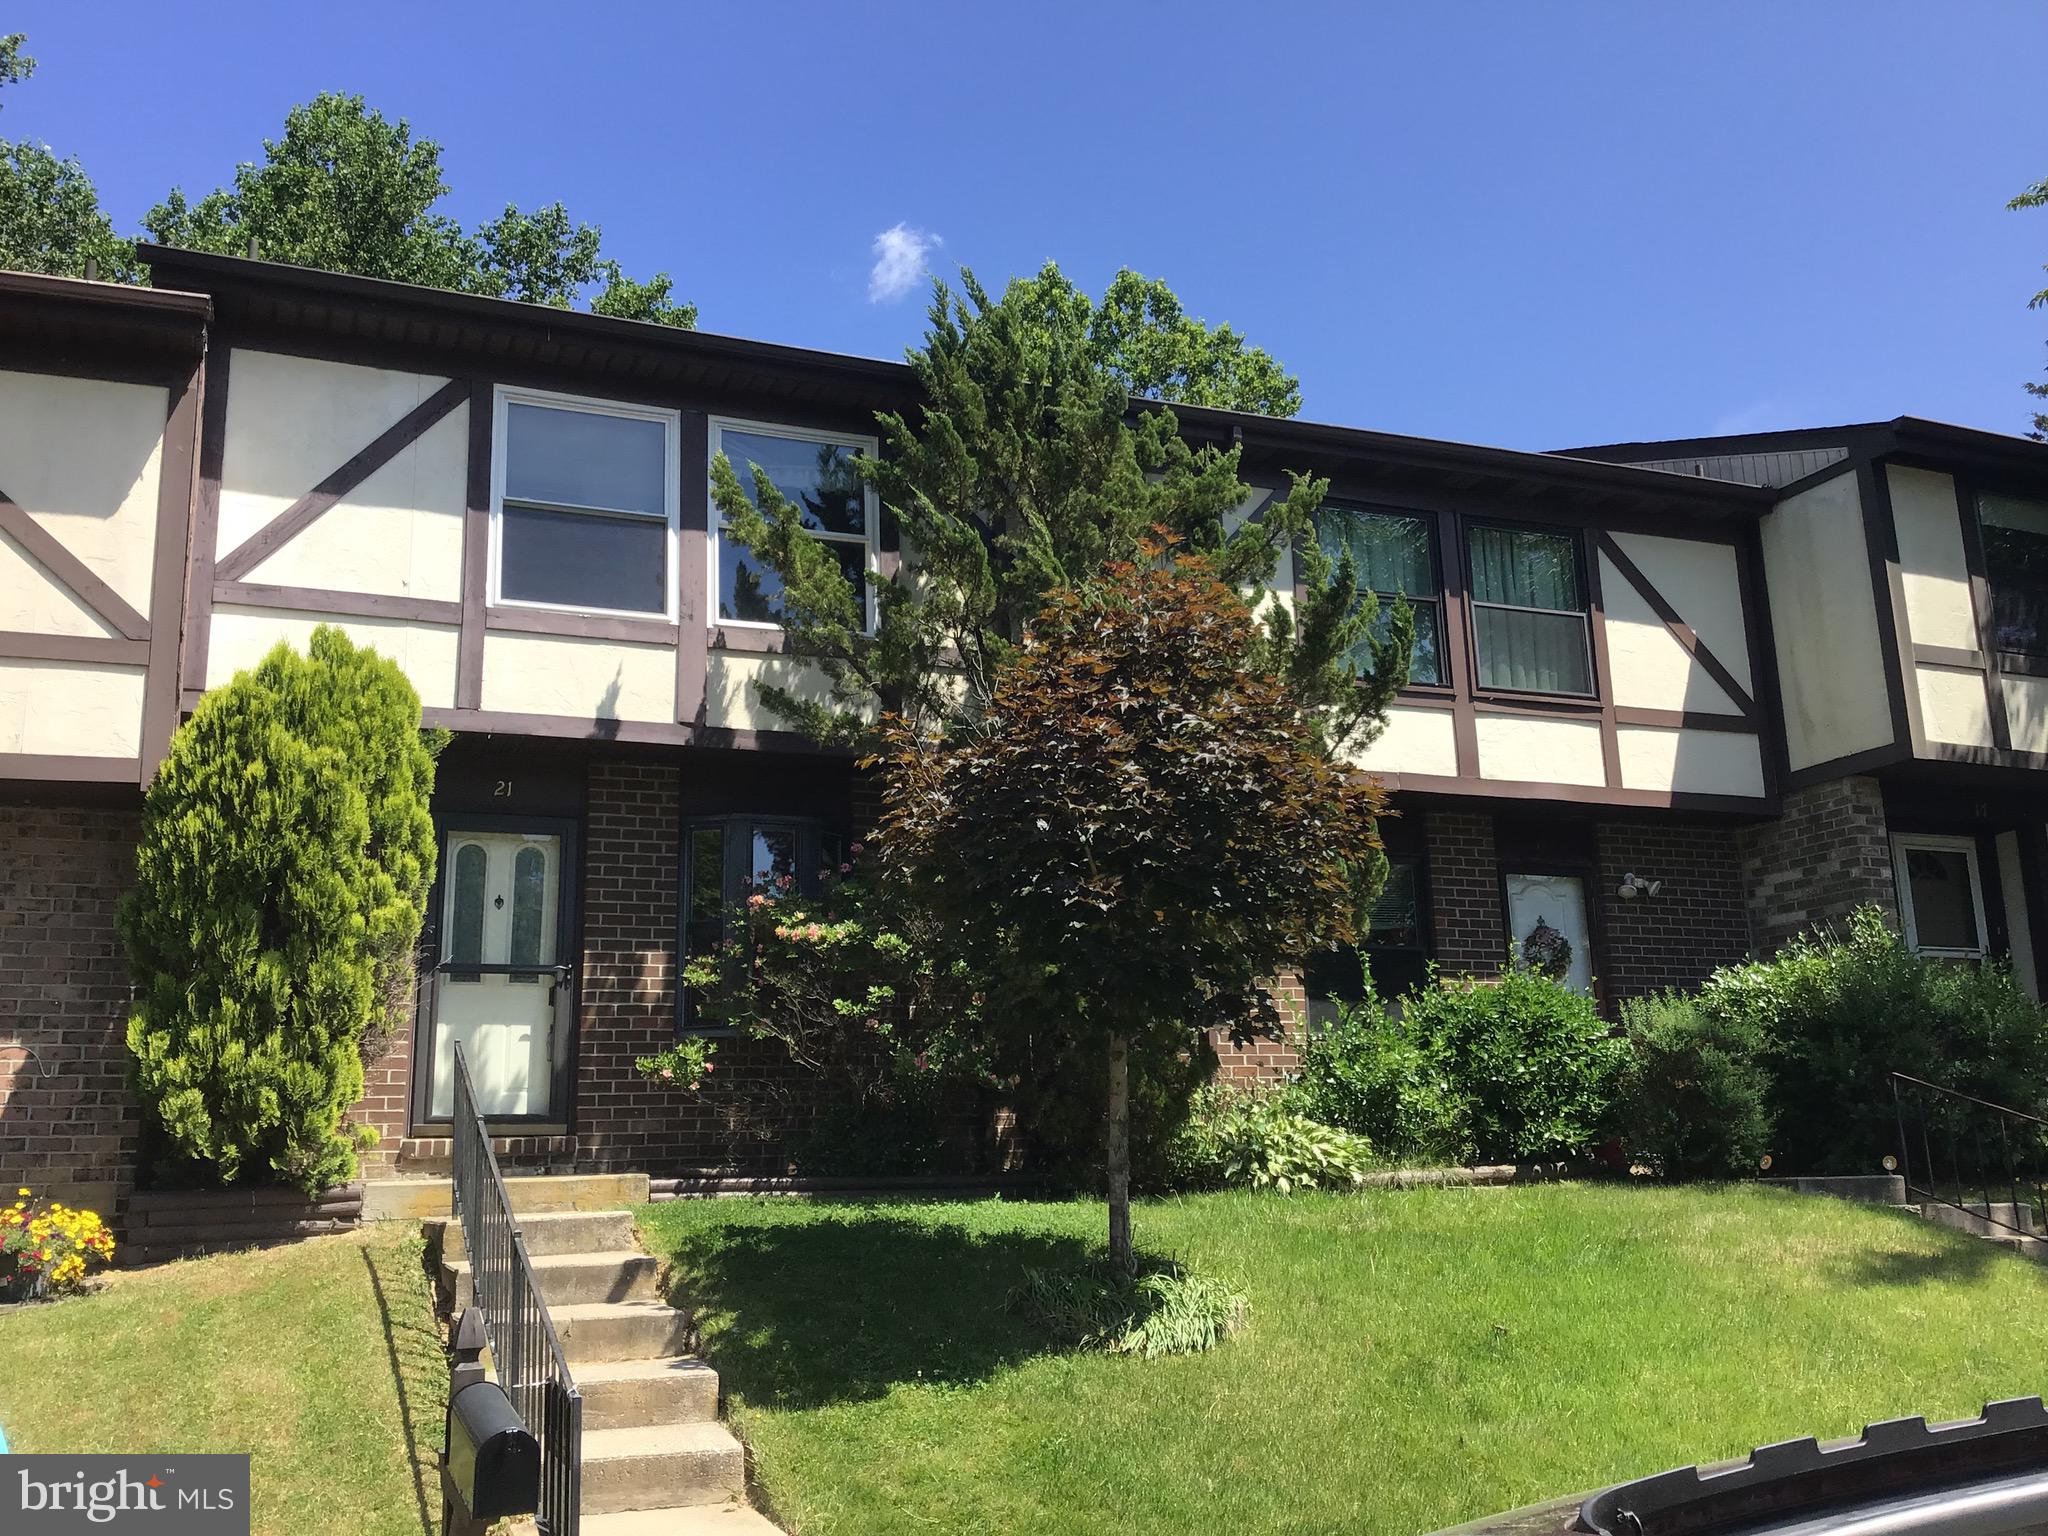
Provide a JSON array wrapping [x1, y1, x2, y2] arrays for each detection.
[[704, 651, 881, 734], [218, 350, 465, 600], [1616, 724, 1766, 797], [207, 605, 461, 709], [1889, 465, 1977, 652], [1915, 663, 1995, 748], [1603, 531, 1752, 712], [1475, 713, 1606, 787], [0, 368, 167, 632], [481, 632, 675, 722], [1760, 472, 1893, 770], [1344, 704, 1460, 778], [0, 660, 145, 756], [2003, 674, 2048, 756]]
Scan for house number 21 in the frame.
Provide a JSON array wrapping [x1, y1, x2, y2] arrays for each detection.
[[493, 780, 514, 798]]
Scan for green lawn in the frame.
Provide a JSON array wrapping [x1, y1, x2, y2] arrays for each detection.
[[0, 1224, 445, 1536], [637, 1185, 2048, 1536]]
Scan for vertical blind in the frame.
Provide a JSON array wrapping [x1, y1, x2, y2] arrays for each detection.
[[1468, 526, 1592, 695]]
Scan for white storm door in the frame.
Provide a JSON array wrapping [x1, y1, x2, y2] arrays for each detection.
[[430, 830, 565, 1119], [1504, 871, 1595, 994]]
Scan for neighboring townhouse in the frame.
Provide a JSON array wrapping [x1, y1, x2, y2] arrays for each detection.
[[4, 249, 2045, 1210], [1572, 421, 2048, 997]]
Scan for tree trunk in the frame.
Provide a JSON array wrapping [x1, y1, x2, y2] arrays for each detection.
[[1106, 1032, 1133, 1275]]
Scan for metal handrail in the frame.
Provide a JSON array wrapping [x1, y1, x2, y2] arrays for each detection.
[[1890, 1071, 2048, 1240], [451, 1042, 583, 1535]]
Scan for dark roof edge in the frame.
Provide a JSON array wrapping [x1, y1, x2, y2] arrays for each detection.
[[135, 243, 912, 387], [0, 268, 212, 321], [1161, 399, 1774, 509], [1560, 415, 2048, 468]]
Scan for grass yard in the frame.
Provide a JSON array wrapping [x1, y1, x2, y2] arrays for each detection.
[[0, 1223, 445, 1536], [638, 1184, 2048, 1536]]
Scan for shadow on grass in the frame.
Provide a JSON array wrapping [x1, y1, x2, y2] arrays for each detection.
[[1837, 1239, 2011, 1287], [657, 1210, 1098, 1411], [361, 1241, 446, 1536]]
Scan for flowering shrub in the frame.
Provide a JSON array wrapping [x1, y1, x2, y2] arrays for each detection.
[[633, 1036, 715, 1092], [2, 1187, 116, 1299]]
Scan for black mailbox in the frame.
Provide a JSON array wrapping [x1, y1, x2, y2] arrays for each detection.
[[446, 1380, 540, 1520]]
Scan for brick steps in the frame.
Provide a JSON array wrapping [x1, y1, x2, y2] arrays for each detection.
[[368, 1172, 648, 1222], [427, 1208, 639, 1263], [575, 1356, 722, 1432], [551, 1299, 696, 1364], [580, 1422, 746, 1514], [441, 1249, 659, 1311]]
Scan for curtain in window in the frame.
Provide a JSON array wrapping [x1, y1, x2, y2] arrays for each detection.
[[1470, 527, 1591, 694], [1980, 494, 2048, 656], [1319, 508, 1431, 594]]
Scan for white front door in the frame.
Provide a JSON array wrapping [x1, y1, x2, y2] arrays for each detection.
[[429, 830, 566, 1119]]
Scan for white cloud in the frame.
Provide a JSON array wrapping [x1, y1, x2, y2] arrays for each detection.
[[867, 223, 940, 303]]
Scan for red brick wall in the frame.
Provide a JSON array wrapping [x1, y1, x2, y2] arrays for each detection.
[[1593, 818, 1753, 1006], [0, 804, 142, 1213], [355, 1016, 411, 1176], [1738, 776, 1898, 956], [1427, 811, 1507, 977], [1213, 968, 1307, 1082]]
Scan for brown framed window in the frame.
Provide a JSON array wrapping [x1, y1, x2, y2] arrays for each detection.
[[1467, 524, 1593, 696], [1315, 505, 1443, 685]]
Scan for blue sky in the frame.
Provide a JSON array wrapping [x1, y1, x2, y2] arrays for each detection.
[[11, 2, 2047, 450]]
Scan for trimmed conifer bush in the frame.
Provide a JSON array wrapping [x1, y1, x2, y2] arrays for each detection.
[[121, 626, 440, 1191]]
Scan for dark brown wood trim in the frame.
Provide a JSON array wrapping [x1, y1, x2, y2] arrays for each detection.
[[2020, 823, 2048, 1002], [0, 490, 151, 641], [182, 344, 230, 695], [1473, 696, 1604, 719], [1734, 522, 1785, 800], [1390, 689, 1459, 711], [1781, 739, 1912, 789], [215, 581, 462, 625], [1913, 643, 1987, 671], [142, 357, 203, 781], [1613, 706, 1758, 734], [1583, 539, 1623, 788], [214, 377, 468, 583], [1593, 531, 1757, 720], [1377, 769, 1773, 817], [417, 704, 850, 757], [0, 631, 150, 665], [1435, 509, 1478, 776], [710, 625, 789, 655], [1858, 457, 1919, 756], [485, 605, 679, 645], [456, 380, 491, 711], [0, 751, 141, 783], [676, 408, 710, 727], [1951, 469, 2013, 753]]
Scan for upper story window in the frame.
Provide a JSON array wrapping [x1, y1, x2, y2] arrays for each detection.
[[493, 388, 680, 618], [710, 419, 876, 631], [1467, 524, 1593, 696], [1977, 491, 2048, 657], [1316, 506, 1443, 685], [1891, 832, 1988, 960]]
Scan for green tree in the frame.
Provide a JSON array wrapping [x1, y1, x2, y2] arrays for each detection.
[[711, 265, 1398, 751], [881, 553, 1390, 1270], [0, 33, 138, 281], [2012, 174, 2048, 439], [121, 627, 441, 1192], [1089, 266, 1301, 415], [140, 92, 695, 325]]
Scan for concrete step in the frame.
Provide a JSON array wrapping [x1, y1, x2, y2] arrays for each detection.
[[581, 1504, 782, 1535], [441, 1250, 661, 1311], [576, 1355, 721, 1431], [426, 1208, 642, 1264], [551, 1300, 695, 1364], [580, 1421, 745, 1514], [1919, 1200, 2041, 1238], [366, 1173, 649, 1223]]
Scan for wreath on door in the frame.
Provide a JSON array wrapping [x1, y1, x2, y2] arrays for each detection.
[[1521, 916, 1573, 981]]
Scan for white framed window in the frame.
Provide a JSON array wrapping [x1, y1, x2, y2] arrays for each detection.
[[491, 386, 681, 619], [708, 417, 877, 633], [1892, 832, 1989, 959]]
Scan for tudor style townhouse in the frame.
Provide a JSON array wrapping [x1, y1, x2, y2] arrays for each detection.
[[3, 250, 2046, 1214]]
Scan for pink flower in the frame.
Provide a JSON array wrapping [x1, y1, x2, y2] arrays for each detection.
[[703, 1062, 715, 1074], [839, 862, 853, 874], [849, 842, 864, 855], [747, 893, 770, 909], [659, 1067, 674, 1081]]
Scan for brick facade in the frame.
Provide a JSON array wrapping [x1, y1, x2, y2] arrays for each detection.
[[1738, 776, 1898, 956], [1593, 818, 1753, 1004], [0, 805, 143, 1212], [1426, 811, 1508, 976]]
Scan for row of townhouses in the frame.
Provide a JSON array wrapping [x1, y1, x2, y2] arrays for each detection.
[[4, 250, 2047, 1210]]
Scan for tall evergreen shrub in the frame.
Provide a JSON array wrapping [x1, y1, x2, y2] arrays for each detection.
[[122, 627, 440, 1190]]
